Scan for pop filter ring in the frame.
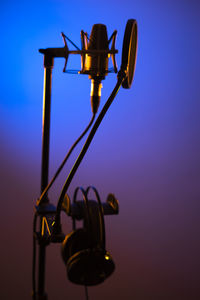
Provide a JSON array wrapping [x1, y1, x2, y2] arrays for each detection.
[[121, 19, 138, 89]]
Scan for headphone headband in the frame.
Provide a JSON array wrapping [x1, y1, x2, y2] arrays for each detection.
[[73, 186, 105, 249]]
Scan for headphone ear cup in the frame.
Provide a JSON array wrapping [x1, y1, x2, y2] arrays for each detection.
[[61, 228, 89, 265], [67, 247, 115, 286], [61, 198, 115, 286], [61, 228, 115, 286]]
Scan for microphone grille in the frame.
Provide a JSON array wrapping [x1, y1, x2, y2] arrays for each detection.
[[88, 24, 109, 50]]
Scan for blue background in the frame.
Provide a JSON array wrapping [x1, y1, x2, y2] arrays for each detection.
[[1, 0, 200, 299]]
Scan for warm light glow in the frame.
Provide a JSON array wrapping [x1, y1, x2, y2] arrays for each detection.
[[105, 255, 110, 260]]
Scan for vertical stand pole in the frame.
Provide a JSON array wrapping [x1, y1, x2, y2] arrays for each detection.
[[40, 55, 54, 199], [37, 55, 54, 300]]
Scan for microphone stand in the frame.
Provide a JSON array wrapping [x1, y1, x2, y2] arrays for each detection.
[[33, 50, 126, 300], [36, 54, 54, 300]]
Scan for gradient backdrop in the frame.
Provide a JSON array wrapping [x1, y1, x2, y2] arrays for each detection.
[[1, 0, 200, 299]]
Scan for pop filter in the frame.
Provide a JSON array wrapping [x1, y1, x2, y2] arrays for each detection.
[[121, 19, 138, 89]]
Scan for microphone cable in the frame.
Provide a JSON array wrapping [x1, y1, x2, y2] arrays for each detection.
[[37, 113, 96, 205], [32, 113, 96, 297], [32, 213, 38, 299]]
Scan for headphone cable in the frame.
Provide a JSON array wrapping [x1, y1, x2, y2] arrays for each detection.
[[85, 285, 89, 300]]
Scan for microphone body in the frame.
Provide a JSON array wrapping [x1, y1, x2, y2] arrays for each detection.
[[90, 78, 102, 114], [84, 24, 109, 114], [39, 23, 119, 114]]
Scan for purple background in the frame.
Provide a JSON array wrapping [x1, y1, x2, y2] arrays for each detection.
[[1, 0, 200, 299]]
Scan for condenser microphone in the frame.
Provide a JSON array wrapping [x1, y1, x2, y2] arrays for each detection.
[[84, 24, 109, 114]]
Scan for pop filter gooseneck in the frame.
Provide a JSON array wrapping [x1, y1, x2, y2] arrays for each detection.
[[54, 70, 126, 231]]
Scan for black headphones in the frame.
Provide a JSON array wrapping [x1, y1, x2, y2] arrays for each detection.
[[61, 186, 115, 286]]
